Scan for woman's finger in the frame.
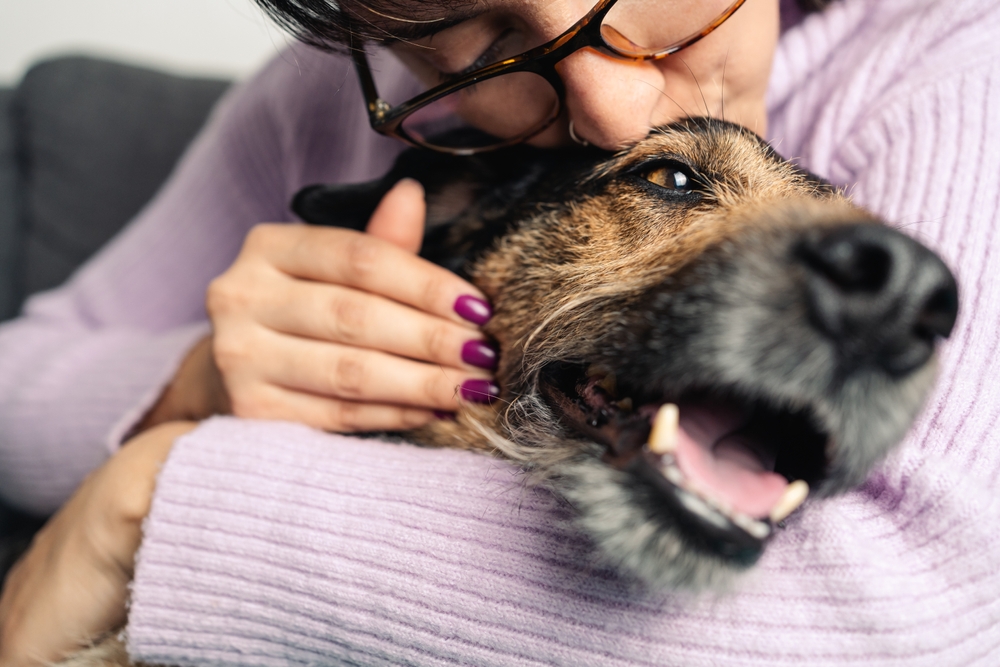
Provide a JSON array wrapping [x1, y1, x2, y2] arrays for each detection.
[[229, 383, 437, 432], [244, 224, 492, 328], [255, 279, 498, 371], [365, 178, 426, 253], [244, 329, 492, 410]]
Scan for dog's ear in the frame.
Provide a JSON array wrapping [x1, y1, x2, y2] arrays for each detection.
[[292, 180, 389, 231], [292, 141, 606, 275], [292, 148, 505, 232]]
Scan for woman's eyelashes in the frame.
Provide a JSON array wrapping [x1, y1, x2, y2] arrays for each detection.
[[439, 28, 524, 82]]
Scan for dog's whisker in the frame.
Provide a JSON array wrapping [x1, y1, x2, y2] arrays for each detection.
[[678, 57, 712, 119], [636, 79, 693, 120], [720, 50, 730, 122]]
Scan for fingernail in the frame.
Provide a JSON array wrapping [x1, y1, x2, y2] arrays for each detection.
[[460, 379, 500, 404], [454, 295, 492, 325], [434, 410, 456, 420], [461, 340, 499, 370]]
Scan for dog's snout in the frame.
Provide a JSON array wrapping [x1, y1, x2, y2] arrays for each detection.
[[797, 223, 958, 376]]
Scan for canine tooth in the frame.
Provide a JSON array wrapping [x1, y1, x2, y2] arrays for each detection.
[[648, 403, 679, 455], [597, 373, 617, 396], [615, 397, 634, 412], [769, 480, 810, 523]]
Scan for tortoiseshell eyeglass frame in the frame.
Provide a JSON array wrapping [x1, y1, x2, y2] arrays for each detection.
[[352, 0, 747, 154]]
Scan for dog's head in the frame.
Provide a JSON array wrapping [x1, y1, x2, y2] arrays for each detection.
[[294, 118, 958, 589]]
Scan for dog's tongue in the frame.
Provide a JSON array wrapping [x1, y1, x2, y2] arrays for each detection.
[[673, 402, 788, 519]]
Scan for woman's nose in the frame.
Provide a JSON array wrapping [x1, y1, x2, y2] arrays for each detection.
[[556, 48, 668, 150]]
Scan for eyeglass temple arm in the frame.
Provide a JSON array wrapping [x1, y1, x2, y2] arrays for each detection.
[[351, 48, 391, 123]]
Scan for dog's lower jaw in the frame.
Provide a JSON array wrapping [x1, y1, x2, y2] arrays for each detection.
[[416, 398, 757, 591], [555, 457, 747, 592]]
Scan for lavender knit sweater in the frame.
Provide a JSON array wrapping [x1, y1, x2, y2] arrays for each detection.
[[2, 0, 1000, 663]]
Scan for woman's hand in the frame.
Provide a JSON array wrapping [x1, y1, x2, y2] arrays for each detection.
[[0, 422, 195, 667], [140, 179, 498, 432]]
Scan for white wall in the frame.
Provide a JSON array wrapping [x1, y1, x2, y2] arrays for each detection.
[[0, 0, 293, 85]]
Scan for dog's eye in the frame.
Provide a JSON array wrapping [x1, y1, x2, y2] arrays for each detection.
[[645, 165, 696, 192]]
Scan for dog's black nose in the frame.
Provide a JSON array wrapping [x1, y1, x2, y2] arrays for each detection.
[[797, 223, 958, 376]]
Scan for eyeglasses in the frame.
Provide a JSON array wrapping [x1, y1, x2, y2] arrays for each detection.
[[352, 0, 747, 154]]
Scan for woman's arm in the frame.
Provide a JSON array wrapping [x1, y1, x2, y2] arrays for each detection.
[[0, 421, 195, 667], [0, 44, 483, 515]]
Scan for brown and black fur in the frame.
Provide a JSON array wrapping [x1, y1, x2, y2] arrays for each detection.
[[59, 117, 957, 665]]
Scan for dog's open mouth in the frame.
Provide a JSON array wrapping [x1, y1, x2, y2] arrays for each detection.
[[540, 362, 829, 560]]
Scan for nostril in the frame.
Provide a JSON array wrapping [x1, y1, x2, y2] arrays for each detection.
[[914, 281, 959, 341], [800, 233, 893, 294]]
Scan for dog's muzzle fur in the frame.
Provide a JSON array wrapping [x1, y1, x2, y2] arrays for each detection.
[[295, 118, 958, 590]]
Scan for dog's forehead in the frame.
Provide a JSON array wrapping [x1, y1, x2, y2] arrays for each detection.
[[576, 119, 832, 202], [626, 121, 777, 174]]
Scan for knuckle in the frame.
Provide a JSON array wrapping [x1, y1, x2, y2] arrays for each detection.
[[330, 293, 369, 344], [342, 234, 381, 284], [330, 353, 367, 399], [211, 331, 251, 375], [421, 323, 453, 364], [328, 400, 363, 432], [401, 409, 433, 429], [206, 273, 252, 318], [422, 371, 454, 406], [420, 273, 452, 314]]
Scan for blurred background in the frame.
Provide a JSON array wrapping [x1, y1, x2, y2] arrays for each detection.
[[0, 2, 295, 575], [0, 0, 289, 85]]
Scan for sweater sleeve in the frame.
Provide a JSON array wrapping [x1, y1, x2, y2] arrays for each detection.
[[126, 3, 1000, 665], [0, 45, 395, 515]]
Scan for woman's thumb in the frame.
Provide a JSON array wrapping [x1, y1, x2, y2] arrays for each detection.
[[365, 178, 426, 253]]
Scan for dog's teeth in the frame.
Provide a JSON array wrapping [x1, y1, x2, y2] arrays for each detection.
[[597, 373, 617, 396], [585, 364, 617, 396], [648, 403, 679, 455], [676, 489, 730, 530], [586, 363, 610, 378], [732, 512, 771, 540], [615, 397, 634, 412], [769, 480, 810, 523]]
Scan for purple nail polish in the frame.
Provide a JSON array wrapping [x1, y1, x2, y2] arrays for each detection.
[[460, 379, 500, 404], [461, 340, 499, 370], [434, 410, 456, 420], [454, 295, 492, 325]]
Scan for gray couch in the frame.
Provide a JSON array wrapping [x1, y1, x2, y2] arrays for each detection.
[[0, 55, 230, 583]]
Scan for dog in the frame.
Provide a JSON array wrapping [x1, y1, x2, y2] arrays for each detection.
[[293, 117, 958, 589], [60, 118, 958, 664]]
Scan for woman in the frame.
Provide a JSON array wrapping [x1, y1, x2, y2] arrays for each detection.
[[3, 0, 1000, 663]]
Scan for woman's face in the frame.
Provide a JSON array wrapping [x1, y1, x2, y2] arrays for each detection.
[[386, 0, 780, 151]]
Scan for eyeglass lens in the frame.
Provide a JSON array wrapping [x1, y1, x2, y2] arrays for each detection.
[[374, 0, 740, 150]]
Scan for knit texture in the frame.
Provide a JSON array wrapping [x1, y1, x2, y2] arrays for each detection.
[[2, 0, 1000, 662], [129, 417, 1000, 666]]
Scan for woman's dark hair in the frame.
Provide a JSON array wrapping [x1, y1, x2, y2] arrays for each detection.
[[253, 0, 834, 53], [253, 0, 452, 51]]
